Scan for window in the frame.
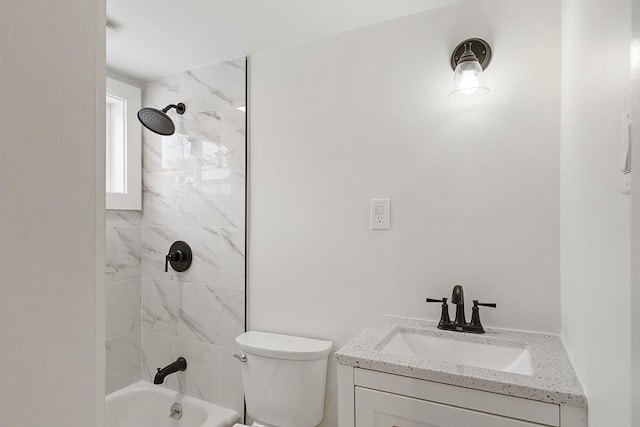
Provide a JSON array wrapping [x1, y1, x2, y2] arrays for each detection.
[[106, 77, 141, 210]]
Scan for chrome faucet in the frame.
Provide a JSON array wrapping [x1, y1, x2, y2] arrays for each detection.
[[427, 285, 496, 334]]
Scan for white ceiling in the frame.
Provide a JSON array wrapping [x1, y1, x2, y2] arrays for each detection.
[[107, 0, 460, 82]]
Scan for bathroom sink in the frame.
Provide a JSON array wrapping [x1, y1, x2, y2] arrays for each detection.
[[377, 329, 533, 375]]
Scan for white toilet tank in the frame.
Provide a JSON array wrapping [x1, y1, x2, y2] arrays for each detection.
[[235, 331, 332, 427]]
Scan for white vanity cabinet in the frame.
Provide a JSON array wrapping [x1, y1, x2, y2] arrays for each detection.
[[338, 365, 587, 427], [336, 317, 587, 427], [357, 388, 543, 427]]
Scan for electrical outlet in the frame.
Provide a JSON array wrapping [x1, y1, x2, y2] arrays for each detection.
[[370, 199, 390, 230]]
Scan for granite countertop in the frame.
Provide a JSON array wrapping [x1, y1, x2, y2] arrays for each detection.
[[335, 316, 586, 408]]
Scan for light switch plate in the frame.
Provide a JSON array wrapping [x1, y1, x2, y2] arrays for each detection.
[[370, 199, 390, 230]]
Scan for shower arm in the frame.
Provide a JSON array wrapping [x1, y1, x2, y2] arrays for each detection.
[[161, 103, 186, 115]]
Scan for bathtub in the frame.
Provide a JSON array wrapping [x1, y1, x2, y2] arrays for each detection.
[[106, 381, 241, 427]]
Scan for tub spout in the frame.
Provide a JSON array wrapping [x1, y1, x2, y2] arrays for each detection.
[[154, 357, 187, 384]]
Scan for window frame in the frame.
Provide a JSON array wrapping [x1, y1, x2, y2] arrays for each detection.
[[105, 77, 142, 210]]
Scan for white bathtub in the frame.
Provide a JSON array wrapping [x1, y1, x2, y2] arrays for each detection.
[[106, 381, 241, 427]]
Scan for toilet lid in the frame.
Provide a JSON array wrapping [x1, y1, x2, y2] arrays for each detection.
[[236, 331, 332, 361]]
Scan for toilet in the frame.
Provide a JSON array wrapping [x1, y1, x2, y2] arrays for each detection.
[[232, 331, 333, 427]]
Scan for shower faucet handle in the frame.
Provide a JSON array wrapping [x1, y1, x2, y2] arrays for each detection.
[[164, 241, 193, 273], [165, 251, 183, 272]]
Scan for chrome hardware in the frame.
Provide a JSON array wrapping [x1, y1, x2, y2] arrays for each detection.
[[169, 402, 182, 420], [233, 353, 247, 362]]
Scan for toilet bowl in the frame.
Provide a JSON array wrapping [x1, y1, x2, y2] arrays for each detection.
[[233, 331, 332, 427]]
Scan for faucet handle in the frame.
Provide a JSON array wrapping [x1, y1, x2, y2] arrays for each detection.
[[474, 300, 497, 308], [470, 300, 496, 332], [426, 297, 451, 326]]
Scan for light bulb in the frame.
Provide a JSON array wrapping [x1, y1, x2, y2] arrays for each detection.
[[448, 61, 489, 98], [459, 70, 480, 95]]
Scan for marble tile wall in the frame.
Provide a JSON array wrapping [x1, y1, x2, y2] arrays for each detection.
[[141, 57, 246, 416], [105, 210, 143, 394]]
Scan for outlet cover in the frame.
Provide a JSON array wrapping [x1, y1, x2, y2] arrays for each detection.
[[370, 199, 390, 230]]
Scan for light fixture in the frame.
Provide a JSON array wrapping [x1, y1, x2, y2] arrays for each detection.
[[448, 38, 492, 99]]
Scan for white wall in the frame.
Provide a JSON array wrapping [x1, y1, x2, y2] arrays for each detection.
[[560, 1, 632, 426], [0, 1, 104, 426], [630, 2, 640, 424], [106, 68, 143, 89], [249, 1, 561, 425]]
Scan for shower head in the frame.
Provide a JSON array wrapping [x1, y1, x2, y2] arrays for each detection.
[[137, 103, 186, 136]]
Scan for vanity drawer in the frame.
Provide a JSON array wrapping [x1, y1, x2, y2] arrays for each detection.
[[355, 387, 548, 427], [354, 369, 560, 426]]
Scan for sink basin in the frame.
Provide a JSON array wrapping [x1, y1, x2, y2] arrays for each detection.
[[378, 329, 533, 376]]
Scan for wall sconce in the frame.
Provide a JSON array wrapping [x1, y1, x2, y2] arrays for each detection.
[[448, 38, 492, 98]]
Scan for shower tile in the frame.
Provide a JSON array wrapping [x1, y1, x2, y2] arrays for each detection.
[[142, 131, 165, 173], [180, 59, 245, 114], [218, 346, 245, 415], [178, 189, 238, 227], [143, 226, 220, 286], [106, 331, 142, 394], [220, 107, 246, 203], [220, 227, 245, 290], [179, 110, 221, 144], [138, 57, 245, 414], [142, 172, 182, 226], [177, 189, 221, 226], [179, 284, 244, 347], [105, 226, 142, 282], [141, 330, 178, 390], [228, 170, 246, 204], [143, 278, 179, 335], [143, 136, 243, 227], [143, 74, 180, 110], [106, 279, 141, 339], [142, 74, 183, 173], [173, 337, 221, 404], [217, 200, 245, 229], [141, 332, 221, 404], [220, 106, 245, 153], [144, 169, 238, 228], [144, 130, 202, 174], [106, 210, 142, 227]]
